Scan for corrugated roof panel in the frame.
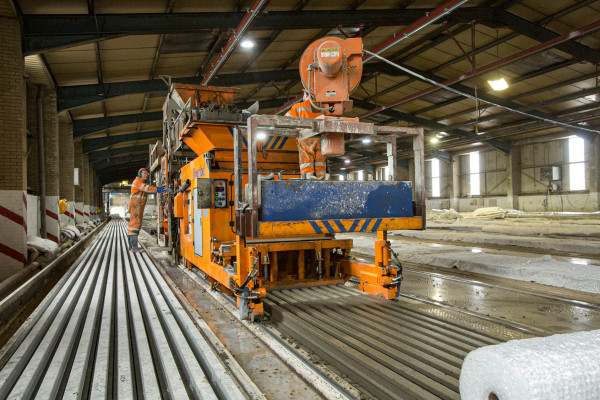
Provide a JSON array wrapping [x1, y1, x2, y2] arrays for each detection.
[[95, 0, 170, 13], [18, 0, 87, 14]]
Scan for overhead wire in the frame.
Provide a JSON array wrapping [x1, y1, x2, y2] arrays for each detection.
[[363, 49, 600, 136]]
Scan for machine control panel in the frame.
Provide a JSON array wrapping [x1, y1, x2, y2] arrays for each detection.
[[213, 180, 227, 208]]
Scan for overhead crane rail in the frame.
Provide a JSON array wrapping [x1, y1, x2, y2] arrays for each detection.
[[0, 220, 247, 400]]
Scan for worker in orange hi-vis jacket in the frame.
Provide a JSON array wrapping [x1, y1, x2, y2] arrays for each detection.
[[127, 167, 171, 252], [285, 92, 326, 179]]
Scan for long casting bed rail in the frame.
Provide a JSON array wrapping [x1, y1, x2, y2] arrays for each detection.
[[0, 220, 247, 400], [263, 285, 534, 400]]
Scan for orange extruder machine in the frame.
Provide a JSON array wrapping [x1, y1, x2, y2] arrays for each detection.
[[169, 37, 425, 320]]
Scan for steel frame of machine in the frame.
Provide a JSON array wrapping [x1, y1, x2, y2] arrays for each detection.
[[225, 114, 425, 320], [167, 104, 426, 320]]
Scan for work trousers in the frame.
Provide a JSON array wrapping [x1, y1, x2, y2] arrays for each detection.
[[296, 138, 326, 178]]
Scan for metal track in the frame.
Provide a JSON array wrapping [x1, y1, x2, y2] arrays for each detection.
[[352, 250, 600, 311], [402, 265, 600, 310], [264, 285, 533, 400], [0, 220, 247, 400]]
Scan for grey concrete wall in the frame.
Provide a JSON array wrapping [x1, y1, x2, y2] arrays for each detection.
[[425, 137, 598, 212]]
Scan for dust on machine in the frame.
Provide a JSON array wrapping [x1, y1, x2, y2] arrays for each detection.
[[149, 36, 425, 321]]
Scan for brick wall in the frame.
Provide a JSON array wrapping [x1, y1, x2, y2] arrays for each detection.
[[0, 16, 27, 192], [43, 90, 59, 197], [89, 166, 94, 207], [0, 12, 27, 276], [59, 121, 74, 200], [26, 85, 39, 194], [83, 154, 90, 205], [74, 139, 84, 203]]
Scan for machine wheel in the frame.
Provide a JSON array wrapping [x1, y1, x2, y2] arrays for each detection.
[[238, 296, 249, 321]]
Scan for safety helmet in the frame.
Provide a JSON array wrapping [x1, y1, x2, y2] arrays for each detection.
[[138, 167, 148, 177]]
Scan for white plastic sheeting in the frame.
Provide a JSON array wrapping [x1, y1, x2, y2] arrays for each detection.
[[60, 224, 81, 241], [26, 236, 59, 254], [346, 236, 600, 294], [460, 329, 600, 400]]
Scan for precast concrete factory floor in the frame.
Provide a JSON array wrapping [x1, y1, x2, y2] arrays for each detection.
[[0, 220, 250, 400], [3, 218, 599, 399], [140, 228, 600, 399]]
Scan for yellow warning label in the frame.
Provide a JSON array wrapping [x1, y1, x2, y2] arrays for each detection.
[[320, 47, 340, 57]]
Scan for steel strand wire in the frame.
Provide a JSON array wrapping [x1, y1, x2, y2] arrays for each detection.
[[0, 223, 115, 399]]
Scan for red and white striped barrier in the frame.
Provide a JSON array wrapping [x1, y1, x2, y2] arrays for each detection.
[[75, 202, 84, 224], [46, 195, 60, 243], [83, 204, 90, 223], [0, 190, 27, 280], [59, 201, 76, 225]]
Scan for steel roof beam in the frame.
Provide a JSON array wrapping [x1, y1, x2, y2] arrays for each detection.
[[73, 98, 286, 139], [88, 145, 149, 163], [94, 155, 149, 171], [497, 10, 600, 64], [58, 62, 401, 111], [359, 19, 600, 126], [74, 111, 162, 137], [201, 0, 270, 85], [98, 167, 142, 184], [82, 130, 162, 153], [429, 149, 451, 163], [351, 97, 510, 153], [23, 8, 494, 54]]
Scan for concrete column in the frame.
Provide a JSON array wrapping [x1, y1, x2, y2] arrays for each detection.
[[82, 154, 90, 222], [43, 90, 60, 242], [506, 145, 521, 210], [408, 162, 416, 188], [73, 139, 85, 224], [0, 10, 27, 279], [586, 136, 600, 210], [450, 154, 460, 211], [59, 121, 75, 225]]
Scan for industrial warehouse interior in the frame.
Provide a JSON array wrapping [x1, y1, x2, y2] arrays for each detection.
[[1, 0, 600, 399]]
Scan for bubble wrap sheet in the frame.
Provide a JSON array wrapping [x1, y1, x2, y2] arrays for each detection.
[[460, 329, 600, 400]]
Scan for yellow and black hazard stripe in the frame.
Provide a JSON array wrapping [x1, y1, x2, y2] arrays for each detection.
[[308, 218, 384, 234]]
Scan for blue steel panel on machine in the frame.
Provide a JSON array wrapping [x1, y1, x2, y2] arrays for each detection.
[[260, 180, 413, 222]]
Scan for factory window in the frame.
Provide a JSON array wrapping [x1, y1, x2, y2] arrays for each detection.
[[74, 168, 79, 186], [339, 175, 345, 181], [431, 158, 440, 197], [469, 152, 480, 196], [569, 137, 585, 191], [356, 170, 364, 181]]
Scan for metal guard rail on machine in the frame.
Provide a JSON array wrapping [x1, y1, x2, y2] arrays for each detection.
[[166, 36, 425, 321]]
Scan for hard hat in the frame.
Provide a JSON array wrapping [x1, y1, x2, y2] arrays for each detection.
[[138, 167, 148, 177]]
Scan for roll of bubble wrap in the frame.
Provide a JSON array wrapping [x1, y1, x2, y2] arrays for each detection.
[[460, 329, 600, 400]]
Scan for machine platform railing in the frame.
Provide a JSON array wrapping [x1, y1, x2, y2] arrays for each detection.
[[234, 114, 425, 238]]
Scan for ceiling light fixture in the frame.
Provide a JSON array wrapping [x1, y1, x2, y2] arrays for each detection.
[[240, 40, 255, 49], [344, 159, 351, 164], [430, 137, 439, 144], [487, 77, 508, 91], [362, 138, 371, 144]]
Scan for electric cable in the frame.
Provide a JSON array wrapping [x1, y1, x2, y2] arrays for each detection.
[[363, 49, 600, 136]]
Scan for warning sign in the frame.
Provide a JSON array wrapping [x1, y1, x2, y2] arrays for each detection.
[[320, 47, 340, 58]]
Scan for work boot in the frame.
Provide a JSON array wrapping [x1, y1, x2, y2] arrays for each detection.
[[129, 235, 143, 253]]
